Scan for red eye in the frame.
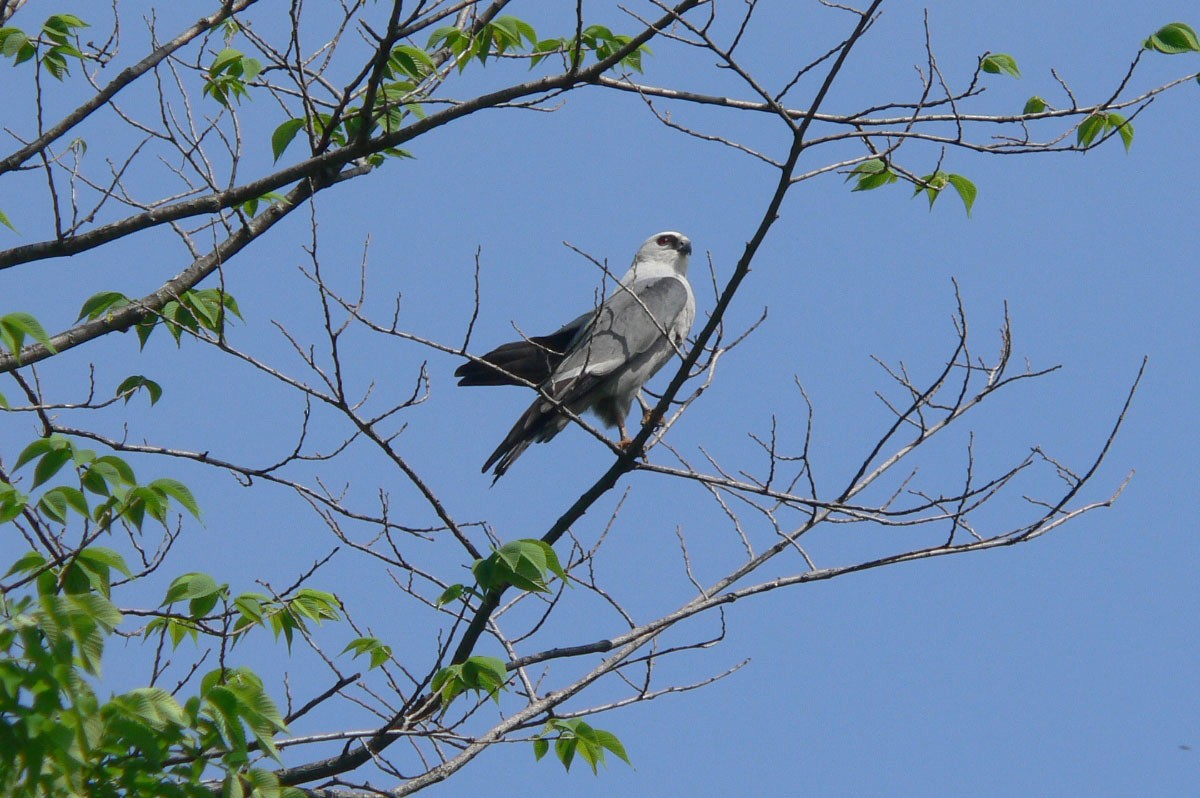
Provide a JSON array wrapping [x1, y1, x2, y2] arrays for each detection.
[[657, 235, 674, 246]]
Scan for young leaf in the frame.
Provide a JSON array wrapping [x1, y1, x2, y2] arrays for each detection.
[[0, 482, 27, 523], [5, 550, 47, 577], [0, 311, 57, 357], [981, 52, 1020, 78], [0, 207, 14, 231], [1143, 22, 1200, 54], [209, 47, 244, 76], [1022, 96, 1047, 115], [148, 477, 201, 519], [847, 159, 897, 192], [1077, 113, 1107, 147], [14, 436, 58, 470], [77, 546, 133, 578], [39, 485, 89, 523], [76, 290, 131, 321], [594, 728, 631, 765], [913, 170, 950, 209], [271, 118, 306, 162], [947, 174, 978, 217], [163, 572, 223, 606], [116, 375, 163, 405], [436, 583, 465, 607], [1106, 112, 1134, 152], [32, 447, 73, 489], [0, 27, 29, 59], [341, 636, 393, 669]]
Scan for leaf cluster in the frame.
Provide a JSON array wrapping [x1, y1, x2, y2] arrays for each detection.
[[1077, 111, 1134, 151], [11, 433, 199, 529], [471, 538, 567, 594], [0, 559, 295, 798], [0, 13, 88, 79], [533, 718, 631, 774], [430, 655, 508, 705], [531, 24, 650, 73], [148, 576, 341, 651], [203, 47, 263, 108], [847, 160, 977, 216]]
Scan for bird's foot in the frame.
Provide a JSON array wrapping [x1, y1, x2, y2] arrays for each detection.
[[616, 437, 650, 462], [641, 407, 662, 429]]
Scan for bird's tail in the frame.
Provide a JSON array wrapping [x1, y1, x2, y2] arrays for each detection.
[[482, 398, 568, 481]]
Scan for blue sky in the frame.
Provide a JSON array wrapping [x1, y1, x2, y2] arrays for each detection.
[[2, 2, 1197, 795]]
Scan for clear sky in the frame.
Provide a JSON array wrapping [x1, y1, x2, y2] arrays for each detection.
[[1, 2, 1197, 795]]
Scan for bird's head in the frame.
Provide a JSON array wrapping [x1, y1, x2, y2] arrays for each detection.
[[635, 231, 692, 275]]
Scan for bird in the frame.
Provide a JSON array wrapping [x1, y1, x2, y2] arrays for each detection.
[[455, 231, 696, 479]]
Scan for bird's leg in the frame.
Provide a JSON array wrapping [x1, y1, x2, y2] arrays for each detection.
[[615, 420, 650, 461], [616, 420, 633, 449], [636, 393, 657, 429]]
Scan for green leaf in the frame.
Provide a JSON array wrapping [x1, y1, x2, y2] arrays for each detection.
[[981, 52, 1020, 78], [341, 636, 393, 669], [473, 539, 568, 593], [76, 290, 131, 321], [32, 447, 73, 489], [847, 159, 897, 192], [163, 572, 223, 606], [0, 482, 28, 523], [288, 588, 340, 623], [1023, 95, 1047, 115], [39, 485, 89, 523], [1143, 22, 1200, 54], [1077, 113, 1107, 147], [594, 728, 631, 765], [436, 583, 465, 607], [271, 118, 305, 162], [536, 718, 631, 774], [44, 14, 88, 36], [1106, 112, 1135, 152], [0, 311, 57, 358], [433, 655, 510, 707], [116, 375, 163, 405], [77, 545, 133, 578], [209, 47, 244, 76], [14, 437, 53, 470], [13, 40, 34, 66], [0, 27, 29, 59], [947, 174, 977, 217], [390, 44, 435, 78], [0, 206, 14, 231], [148, 477, 201, 519], [533, 737, 549, 761], [5, 550, 47, 577]]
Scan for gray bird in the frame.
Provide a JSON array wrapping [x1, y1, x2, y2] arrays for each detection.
[[456, 232, 696, 479]]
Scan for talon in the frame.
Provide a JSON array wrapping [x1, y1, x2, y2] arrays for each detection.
[[641, 407, 661, 429]]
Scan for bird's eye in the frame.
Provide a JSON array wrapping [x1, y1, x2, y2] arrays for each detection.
[[657, 235, 675, 247]]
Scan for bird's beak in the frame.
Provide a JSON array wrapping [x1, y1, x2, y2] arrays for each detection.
[[679, 239, 693, 256]]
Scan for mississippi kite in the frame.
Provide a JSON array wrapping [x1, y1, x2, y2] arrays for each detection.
[[455, 232, 696, 479]]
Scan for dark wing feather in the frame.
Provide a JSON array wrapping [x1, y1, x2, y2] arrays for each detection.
[[455, 313, 590, 387]]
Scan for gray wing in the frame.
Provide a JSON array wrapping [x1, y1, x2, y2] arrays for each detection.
[[482, 276, 691, 478], [551, 276, 690, 384]]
